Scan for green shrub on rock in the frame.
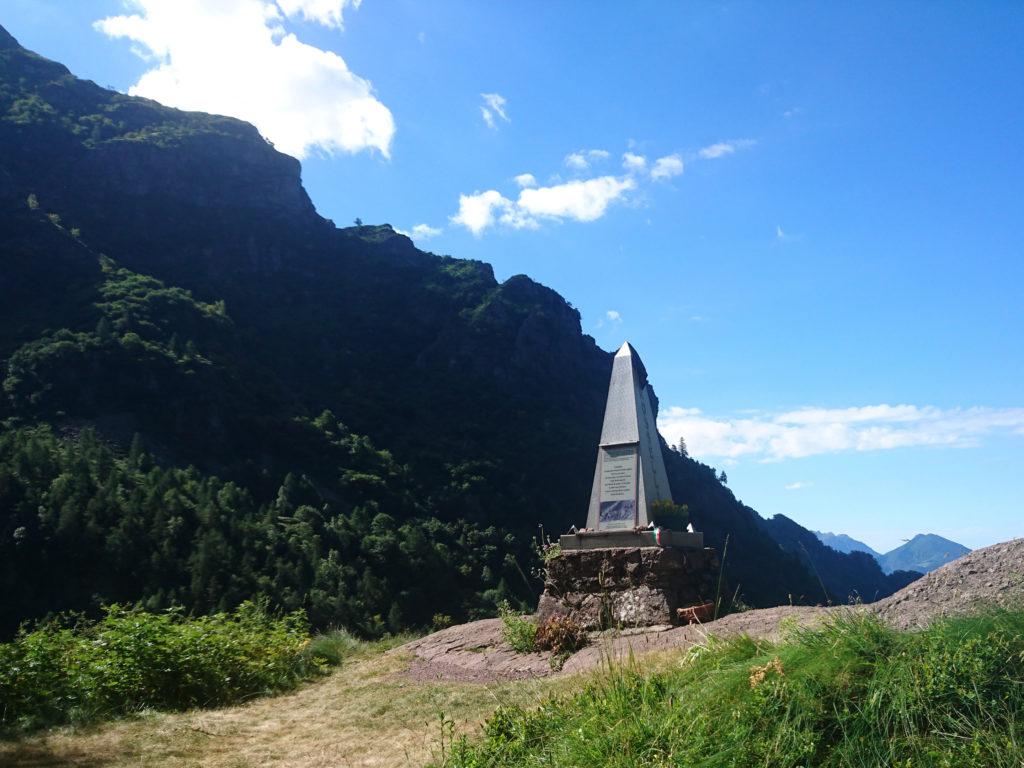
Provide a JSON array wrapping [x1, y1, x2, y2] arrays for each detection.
[[498, 602, 537, 654]]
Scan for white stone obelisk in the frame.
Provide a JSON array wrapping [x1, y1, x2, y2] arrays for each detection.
[[585, 342, 672, 531]]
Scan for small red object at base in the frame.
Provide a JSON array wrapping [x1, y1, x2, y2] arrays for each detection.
[[676, 600, 715, 625]]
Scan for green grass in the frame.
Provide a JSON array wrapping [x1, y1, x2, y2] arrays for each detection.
[[0, 601, 360, 735], [302, 627, 415, 667], [436, 610, 1024, 767]]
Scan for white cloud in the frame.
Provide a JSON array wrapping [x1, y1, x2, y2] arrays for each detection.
[[785, 481, 812, 491], [276, 0, 358, 29], [480, 92, 508, 129], [697, 139, 757, 160], [450, 142, 709, 236], [451, 176, 634, 235], [658, 404, 1024, 462], [565, 152, 589, 171], [606, 310, 621, 322], [650, 153, 684, 180], [622, 152, 647, 173], [95, 0, 393, 160], [565, 149, 610, 171], [518, 176, 635, 222], [400, 223, 441, 240], [451, 190, 514, 236]]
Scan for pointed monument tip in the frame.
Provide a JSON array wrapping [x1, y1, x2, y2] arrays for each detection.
[[615, 341, 635, 357]]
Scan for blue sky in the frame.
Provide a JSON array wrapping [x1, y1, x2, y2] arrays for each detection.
[[5, 1, 1023, 552]]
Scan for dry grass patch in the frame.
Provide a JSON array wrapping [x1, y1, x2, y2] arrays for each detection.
[[0, 650, 570, 768]]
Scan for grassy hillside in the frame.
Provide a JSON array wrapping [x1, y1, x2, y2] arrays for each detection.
[[437, 610, 1024, 768]]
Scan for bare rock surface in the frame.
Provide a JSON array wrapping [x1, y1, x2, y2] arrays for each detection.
[[401, 618, 553, 683], [397, 607, 831, 684], [397, 538, 1024, 684], [871, 537, 1024, 630]]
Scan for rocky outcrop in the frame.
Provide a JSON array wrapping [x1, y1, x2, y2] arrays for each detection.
[[537, 546, 718, 629], [0, 24, 318, 246], [871, 538, 1024, 630]]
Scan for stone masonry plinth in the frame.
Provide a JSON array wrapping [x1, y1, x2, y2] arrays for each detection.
[[537, 546, 718, 630]]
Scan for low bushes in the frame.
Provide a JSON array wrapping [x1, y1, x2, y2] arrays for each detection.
[[0, 601, 336, 733]]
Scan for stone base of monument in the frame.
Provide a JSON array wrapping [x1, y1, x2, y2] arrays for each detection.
[[558, 529, 704, 550], [537, 545, 718, 630]]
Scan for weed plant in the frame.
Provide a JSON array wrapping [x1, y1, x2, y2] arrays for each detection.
[[499, 602, 537, 654], [0, 601, 341, 734], [535, 616, 589, 670], [438, 610, 1024, 767]]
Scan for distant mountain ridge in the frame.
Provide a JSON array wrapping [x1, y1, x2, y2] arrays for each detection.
[[815, 531, 970, 574], [878, 534, 970, 574], [815, 531, 880, 558]]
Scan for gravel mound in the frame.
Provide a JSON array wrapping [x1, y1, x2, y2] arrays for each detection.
[[871, 537, 1024, 629]]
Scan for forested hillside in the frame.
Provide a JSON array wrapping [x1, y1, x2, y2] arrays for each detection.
[[0, 25, 911, 638]]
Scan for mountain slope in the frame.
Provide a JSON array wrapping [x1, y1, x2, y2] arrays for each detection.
[[0, 25, 910, 635], [815, 528, 970, 575], [763, 515, 919, 603], [815, 531, 880, 557], [878, 534, 970, 575]]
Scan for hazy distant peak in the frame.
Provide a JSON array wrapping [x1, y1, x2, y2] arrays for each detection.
[[815, 531, 880, 558]]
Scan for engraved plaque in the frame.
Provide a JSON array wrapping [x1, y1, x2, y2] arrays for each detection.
[[598, 444, 638, 530]]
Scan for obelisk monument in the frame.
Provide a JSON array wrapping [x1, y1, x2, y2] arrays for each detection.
[[541, 341, 715, 626], [585, 341, 672, 530], [560, 341, 702, 550]]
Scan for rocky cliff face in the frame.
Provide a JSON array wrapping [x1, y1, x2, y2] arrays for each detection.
[[0, 27, 314, 220], [0, 26, 319, 287]]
